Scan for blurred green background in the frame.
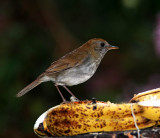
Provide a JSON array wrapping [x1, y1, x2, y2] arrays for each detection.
[[1, 0, 160, 137]]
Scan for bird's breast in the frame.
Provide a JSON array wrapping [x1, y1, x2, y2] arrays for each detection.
[[56, 56, 100, 86]]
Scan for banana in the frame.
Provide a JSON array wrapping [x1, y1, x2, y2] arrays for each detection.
[[130, 88, 160, 103], [34, 101, 157, 137], [34, 88, 160, 137]]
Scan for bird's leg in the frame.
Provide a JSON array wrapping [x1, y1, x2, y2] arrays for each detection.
[[62, 85, 79, 100], [55, 84, 67, 103]]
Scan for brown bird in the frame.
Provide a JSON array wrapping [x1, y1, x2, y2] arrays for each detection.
[[17, 38, 118, 102]]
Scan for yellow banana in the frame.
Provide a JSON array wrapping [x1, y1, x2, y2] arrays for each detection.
[[34, 88, 160, 137], [34, 102, 156, 136]]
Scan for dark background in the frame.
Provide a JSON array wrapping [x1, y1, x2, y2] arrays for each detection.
[[1, 0, 160, 137]]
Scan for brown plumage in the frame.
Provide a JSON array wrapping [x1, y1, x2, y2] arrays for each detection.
[[17, 38, 118, 102]]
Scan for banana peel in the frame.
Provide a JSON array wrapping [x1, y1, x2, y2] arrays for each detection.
[[130, 88, 160, 103], [34, 88, 160, 137]]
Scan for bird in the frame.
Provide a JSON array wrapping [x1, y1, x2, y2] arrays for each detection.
[[17, 38, 118, 102]]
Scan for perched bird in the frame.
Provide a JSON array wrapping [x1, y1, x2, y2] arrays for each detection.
[[17, 38, 118, 102]]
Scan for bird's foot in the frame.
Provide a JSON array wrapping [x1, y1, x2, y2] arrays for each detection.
[[70, 96, 79, 102], [61, 99, 70, 104]]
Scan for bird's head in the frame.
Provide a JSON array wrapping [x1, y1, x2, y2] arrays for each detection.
[[89, 38, 118, 50], [87, 38, 119, 57]]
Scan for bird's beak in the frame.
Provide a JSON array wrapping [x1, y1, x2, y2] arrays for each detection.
[[107, 45, 119, 50]]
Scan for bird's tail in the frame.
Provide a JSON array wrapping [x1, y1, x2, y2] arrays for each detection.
[[16, 78, 43, 97]]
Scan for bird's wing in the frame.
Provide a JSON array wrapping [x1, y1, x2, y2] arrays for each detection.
[[45, 50, 88, 74]]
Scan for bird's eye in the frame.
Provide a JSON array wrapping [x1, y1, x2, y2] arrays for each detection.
[[100, 42, 105, 47]]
